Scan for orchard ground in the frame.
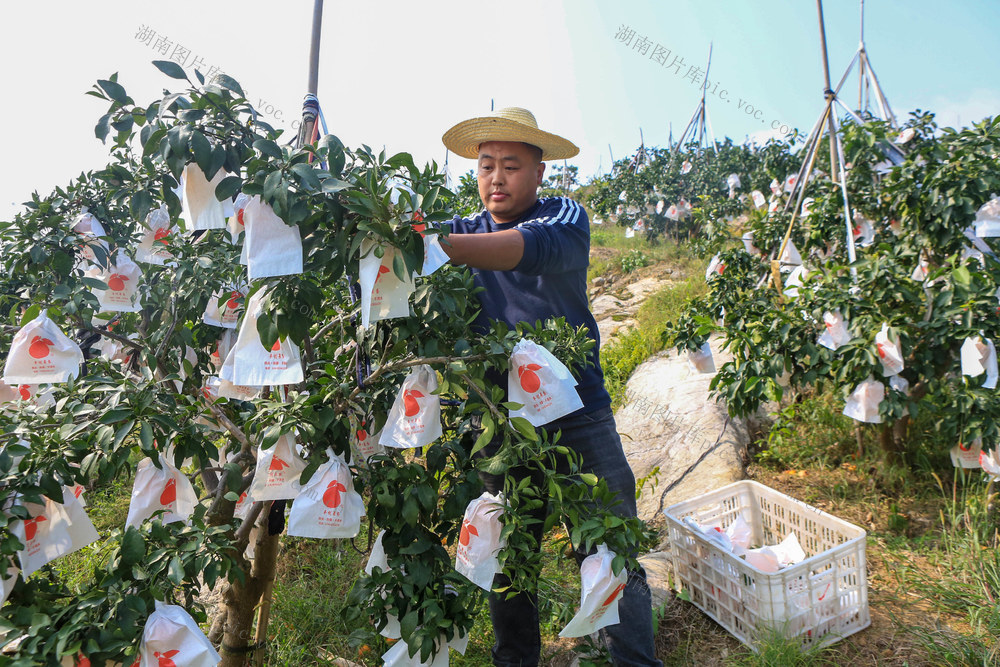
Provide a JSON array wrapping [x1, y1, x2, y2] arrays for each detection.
[[56, 224, 992, 666]]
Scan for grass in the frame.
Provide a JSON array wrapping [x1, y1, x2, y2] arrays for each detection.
[[600, 266, 707, 410], [263, 522, 592, 666]]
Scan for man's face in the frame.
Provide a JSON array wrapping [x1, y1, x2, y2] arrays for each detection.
[[477, 141, 545, 224]]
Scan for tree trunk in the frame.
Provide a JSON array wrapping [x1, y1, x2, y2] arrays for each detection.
[[219, 503, 282, 667], [879, 421, 905, 465]]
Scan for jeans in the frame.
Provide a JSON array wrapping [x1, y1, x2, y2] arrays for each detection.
[[478, 405, 662, 667]]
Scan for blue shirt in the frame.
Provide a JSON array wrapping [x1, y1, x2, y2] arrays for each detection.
[[447, 196, 610, 413]]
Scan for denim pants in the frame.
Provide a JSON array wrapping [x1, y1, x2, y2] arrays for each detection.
[[478, 405, 662, 667]]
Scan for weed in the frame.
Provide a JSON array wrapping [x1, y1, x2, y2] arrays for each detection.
[[619, 249, 650, 274]]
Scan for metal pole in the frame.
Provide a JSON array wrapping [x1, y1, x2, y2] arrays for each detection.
[[816, 0, 840, 182], [307, 0, 323, 96], [296, 0, 325, 148], [858, 0, 865, 111]]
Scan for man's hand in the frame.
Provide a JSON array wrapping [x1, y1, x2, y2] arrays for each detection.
[[441, 229, 525, 271]]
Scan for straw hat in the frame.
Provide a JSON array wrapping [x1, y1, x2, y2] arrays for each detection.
[[442, 107, 579, 161]]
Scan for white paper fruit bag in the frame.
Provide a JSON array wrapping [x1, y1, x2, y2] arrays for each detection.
[[243, 195, 303, 280], [359, 239, 415, 329], [507, 339, 583, 427], [365, 530, 403, 639], [742, 532, 806, 573], [229, 193, 250, 249], [980, 448, 1000, 481], [951, 437, 983, 469], [974, 197, 1000, 238], [180, 163, 234, 231], [4, 310, 83, 384], [875, 323, 904, 377], [72, 210, 108, 263], [380, 365, 442, 448], [779, 240, 802, 270], [139, 601, 221, 667], [751, 190, 766, 209], [961, 336, 998, 389], [817, 311, 852, 351], [125, 455, 198, 528], [287, 452, 364, 538], [843, 377, 884, 424], [12, 489, 99, 577], [705, 255, 726, 280], [419, 233, 450, 278], [202, 288, 244, 329], [249, 433, 306, 501], [559, 544, 627, 638], [0, 566, 17, 607], [227, 289, 303, 386], [381, 632, 468, 667], [350, 415, 384, 465], [135, 205, 177, 266], [455, 491, 505, 591], [687, 341, 716, 374], [86, 250, 144, 313]]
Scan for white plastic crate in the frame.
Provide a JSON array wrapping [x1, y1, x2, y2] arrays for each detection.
[[663, 480, 869, 650]]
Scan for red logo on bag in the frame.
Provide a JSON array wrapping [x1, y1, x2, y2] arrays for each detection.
[[226, 291, 242, 311], [601, 582, 626, 607], [459, 519, 479, 546], [517, 364, 544, 393], [154, 227, 171, 245], [357, 427, 367, 442], [375, 264, 390, 285], [403, 389, 424, 417], [716, 263, 726, 275], [959, 441, 971, 452], [877, 342, 887, 359], [271, 339, 281, 352], [269, 457, 289, 471], [160, 478, 177, 506], [237, 208, 246, 226], [24, 515, 46, 541], [154, 650, 179, 667], [73, 485, 84, 498], [18, 385, 32, 400], [107, 274, 128, 291], [29, 336, 54, 359], [74, 653, 91, 667], [323, 480, 347, 508]]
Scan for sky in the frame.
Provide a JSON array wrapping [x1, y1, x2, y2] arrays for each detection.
[[1, 0, 998, 220]]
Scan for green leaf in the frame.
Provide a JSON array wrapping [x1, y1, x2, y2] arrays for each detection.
[[139, 421, 154, 451], [98, 78, 128, 103], [510, 417, 539, 442], [471, 414, 495, 457], [152, 60, 188, 80], [224, 491, 239, 502], [214, 73, 244, 97], [215, 175, 242, 201], [399, 610, 419, 640], [189, 130, 213, 175], [253, 139, 282, 160], [290, 163, 321, 190], [95, 113, 112, 143], [120, 528, 146, 567], [167, 555, 184, 585]]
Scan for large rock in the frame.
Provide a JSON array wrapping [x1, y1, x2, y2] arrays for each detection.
[[614, 338, 750, 521]]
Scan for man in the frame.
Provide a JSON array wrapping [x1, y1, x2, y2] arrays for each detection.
[[440, 108, 661, 667]]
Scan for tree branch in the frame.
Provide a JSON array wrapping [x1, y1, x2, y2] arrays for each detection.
[[460, 372, 504, 420], [347, 354, 487, 403]]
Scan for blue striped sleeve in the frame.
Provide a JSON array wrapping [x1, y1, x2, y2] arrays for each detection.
[[514, 198, 590, 275]]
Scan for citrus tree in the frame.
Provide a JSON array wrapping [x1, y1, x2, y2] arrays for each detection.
[[0, 63, 645, 666], [663, 112, 1000, 463], [585, 137, 801, 244]]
